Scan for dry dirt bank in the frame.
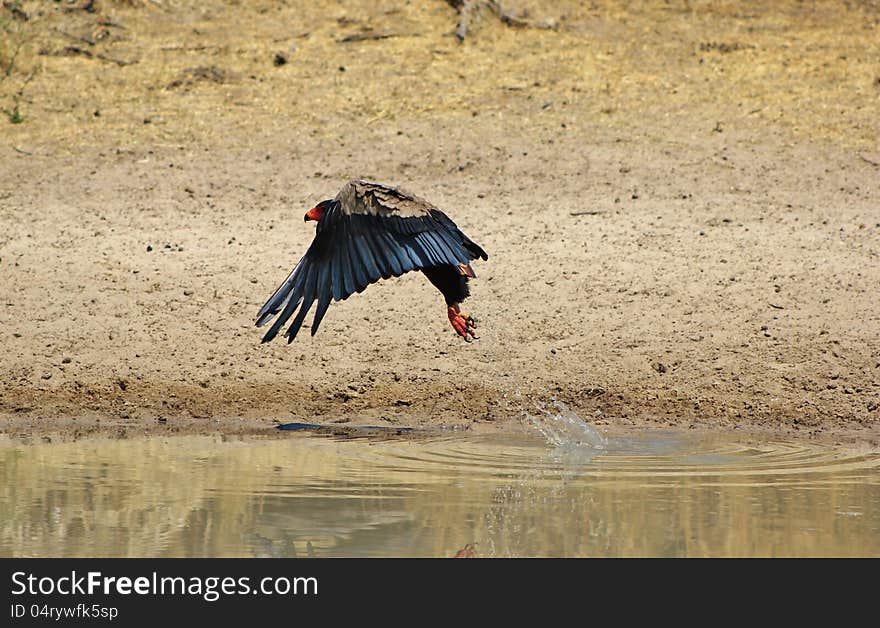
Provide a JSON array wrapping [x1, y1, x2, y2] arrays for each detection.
[[1, 1, 878, 443]]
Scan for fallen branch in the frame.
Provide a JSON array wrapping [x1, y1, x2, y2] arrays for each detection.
[[486, 0, 529, 28], [446, 0, 556, 42], [453, 0, 476, 42], [570, 210, 605, 216]]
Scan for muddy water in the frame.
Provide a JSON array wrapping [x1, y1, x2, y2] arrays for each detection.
[[0, 429, 878, 557]]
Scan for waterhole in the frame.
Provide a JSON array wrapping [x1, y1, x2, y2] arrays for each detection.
[[1, 424, 877, 557]]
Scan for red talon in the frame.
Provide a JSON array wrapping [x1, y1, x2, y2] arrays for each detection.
[[453, 543, 476, 558], [447, 306, 478, 341]]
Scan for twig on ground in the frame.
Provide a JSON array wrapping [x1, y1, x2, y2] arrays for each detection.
[[2, 1, 28, 21], [160, 44, 221, 52], [55, 28, 96, 47], [42, 46, 136, 66], [337, 30, 401, 43], [98, 18, 127, 30], [95, 52, 136, 67], [63, 0, 95, 12], [3, 20, 26, 79]]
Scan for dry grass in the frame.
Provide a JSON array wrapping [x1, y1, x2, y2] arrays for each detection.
[[1, 0, 878, 151]]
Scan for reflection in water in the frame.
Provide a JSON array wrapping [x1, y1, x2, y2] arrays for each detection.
[[0, 429, 878, 557]]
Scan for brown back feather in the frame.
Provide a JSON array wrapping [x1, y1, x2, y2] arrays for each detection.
[[336, 180, 437, 219]]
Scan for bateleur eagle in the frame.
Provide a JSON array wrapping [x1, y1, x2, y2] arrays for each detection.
[[256, 180, 488, 343]]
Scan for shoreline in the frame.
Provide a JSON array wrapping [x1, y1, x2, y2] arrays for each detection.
[[2, 383, 878, 447]]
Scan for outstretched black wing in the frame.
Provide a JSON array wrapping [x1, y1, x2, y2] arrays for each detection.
[[255, 187, 487, 343]]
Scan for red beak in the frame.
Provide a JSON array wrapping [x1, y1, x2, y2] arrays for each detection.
[[304, 206, 321, 222]]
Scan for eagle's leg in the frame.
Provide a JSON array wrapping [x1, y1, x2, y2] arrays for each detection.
[[448, 304, 478, 341], [422, 265, 479, 342]]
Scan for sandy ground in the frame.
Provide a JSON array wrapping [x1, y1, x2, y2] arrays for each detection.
[[1, 1, 879, 444]]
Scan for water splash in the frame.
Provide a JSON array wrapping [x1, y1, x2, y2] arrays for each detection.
[[480, 398, 607, 556], [524, 398, 608, 451]]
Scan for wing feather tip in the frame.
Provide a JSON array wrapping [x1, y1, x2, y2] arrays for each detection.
[[285, 326, 302, 343], [260, 330, 276, 344]]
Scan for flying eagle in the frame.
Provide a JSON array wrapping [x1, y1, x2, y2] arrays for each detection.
[[256, 180, 488, 343]]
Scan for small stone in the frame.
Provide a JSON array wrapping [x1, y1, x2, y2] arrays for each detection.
[[652, 362, 667, 374], [61, 357, 72, 364], [273, 52, 288, 66], [183, 290, 194, 296], [146, 245, 153, 252], [550, 347, 557, 354]]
